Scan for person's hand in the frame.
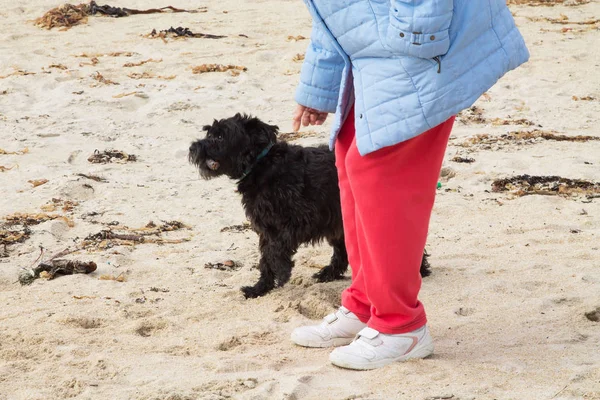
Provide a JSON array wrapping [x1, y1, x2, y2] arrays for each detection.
[[292, 104, 328, 132]]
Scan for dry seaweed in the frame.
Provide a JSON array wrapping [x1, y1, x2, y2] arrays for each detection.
[[221, 222, 252, 233], [456, 130, 599, 149], [287, 35, 307, 41], [457, 106, 487, 124], [0, 147, 29, 155], [35, 1, 201, 30], [0, 226, 31, 246], [28, 179, 49, 188], [491, 175, 600, 198], [451, 156, 476, 164], [0, 165, 16, 172], [91, 71, 118, 85], [88, 2, 200, 17], [123, 58, 162, 67], [1, 207, 74, 256], [507, 0, 590, 5], [48, 64, 68, 70], [85, 230, 146, 243], [76, 51, 135, 58], [573, 95, 596, 101], [149, 287, 170, 292], [0, 69, 36, 79], [127, 72, 176, 80], [19, 259, 97, 285], [131, 220, 190, 235], [528, 15, 599, 25], [81, 221, 190, 250], [40, 198, 79, 212], [79, 57, 99, 67], [88, 149, 137, 163], [292, 53, 305, 62], [34, 3, 88, 30], [99, 273, 126, 282], [279, 130, 321, 141], [204, 260, 242, 271], [146, 27, 226, 42], [4, 212, 73, 227], [192, 64, 247, 74], [490, 118, 539, 127]]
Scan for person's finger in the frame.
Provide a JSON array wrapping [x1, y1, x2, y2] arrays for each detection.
[[301, 110, 311, 127], [309, 112, 318, 125], [292, 105, 305, 131], [314, 113, 327, 125], [292, 118, 301, 132]]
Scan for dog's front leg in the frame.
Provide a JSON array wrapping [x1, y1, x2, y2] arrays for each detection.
[[241, 236, 295, 298], [314, 238, 348, 282]]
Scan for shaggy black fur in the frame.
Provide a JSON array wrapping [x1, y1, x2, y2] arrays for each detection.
[[189, 114, 431, 298]]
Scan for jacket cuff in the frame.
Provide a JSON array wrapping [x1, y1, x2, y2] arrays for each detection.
[[386, 22, 450, 59], [295, 82, 338, 113]]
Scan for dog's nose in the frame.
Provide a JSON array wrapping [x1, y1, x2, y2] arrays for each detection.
[[188, 141, 205, 163], [189, 140, 202, 154]]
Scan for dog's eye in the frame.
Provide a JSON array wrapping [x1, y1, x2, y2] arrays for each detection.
[[215, 134, 223, 141]]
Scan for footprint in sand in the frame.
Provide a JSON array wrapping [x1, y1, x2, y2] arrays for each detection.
[[60, 316, 105, 329], [134, 319, 168, 337], [584, 307, 600, 322]]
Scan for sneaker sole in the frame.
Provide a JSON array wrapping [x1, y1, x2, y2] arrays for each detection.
[[329, 342, 434, 370], [291, 335, 355, 348]]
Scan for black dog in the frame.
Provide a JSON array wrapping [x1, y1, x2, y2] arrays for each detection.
[[189, 114, 430, 298]]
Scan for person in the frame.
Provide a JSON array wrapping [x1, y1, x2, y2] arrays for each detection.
[[289, 0, 529, 370]]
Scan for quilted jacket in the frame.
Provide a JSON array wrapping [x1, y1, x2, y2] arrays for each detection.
[[295, 0, 530, 155]]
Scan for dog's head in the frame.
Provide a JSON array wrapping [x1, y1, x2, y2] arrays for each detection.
[[189, 113, 278, 180]]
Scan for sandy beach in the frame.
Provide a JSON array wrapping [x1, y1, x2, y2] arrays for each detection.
[[1, 1, 599, 399]]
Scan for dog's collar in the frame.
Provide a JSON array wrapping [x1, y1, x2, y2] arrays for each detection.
[[237, 142, 275, 183]]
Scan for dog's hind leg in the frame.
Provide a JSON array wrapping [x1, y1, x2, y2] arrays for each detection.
[[313, 238, 348, 282], [241, 237, 295, 298], [420, 249, 432, 277]]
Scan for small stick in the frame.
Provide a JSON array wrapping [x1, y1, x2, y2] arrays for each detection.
[[28, 246, 45, 268], [76, 173, 107, 182], [105, 232, 145, 242], [125, 6, 198, 15], [551, 384, 569, 399], [46, 246, 81, 262]]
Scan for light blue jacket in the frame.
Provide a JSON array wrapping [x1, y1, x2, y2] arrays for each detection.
[[295, 0, 530, 155]]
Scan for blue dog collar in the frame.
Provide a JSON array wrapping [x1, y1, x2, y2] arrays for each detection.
[[237, 142, 274, 183]]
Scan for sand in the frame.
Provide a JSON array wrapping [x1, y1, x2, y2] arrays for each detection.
[[1, 1, 599, 399]]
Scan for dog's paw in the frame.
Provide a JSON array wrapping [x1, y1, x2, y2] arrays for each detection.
[[420, 252, 432, 277], [312, 267, 343, 283], [241, 285, 266, 299]]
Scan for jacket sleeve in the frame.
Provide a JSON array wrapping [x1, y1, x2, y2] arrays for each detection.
[[386, 0, 453, 59], [295, 22, 345, 113]]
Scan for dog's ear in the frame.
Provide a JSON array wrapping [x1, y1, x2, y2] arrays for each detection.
[[242, 117, 278, 143], [202, 125, 211, 132]]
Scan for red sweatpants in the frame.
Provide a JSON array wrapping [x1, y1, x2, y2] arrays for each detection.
[[337, 106, 455, 334]]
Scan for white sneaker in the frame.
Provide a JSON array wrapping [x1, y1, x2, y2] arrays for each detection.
[[329, 325, 434, 370], [291, 306, 367, 348]]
